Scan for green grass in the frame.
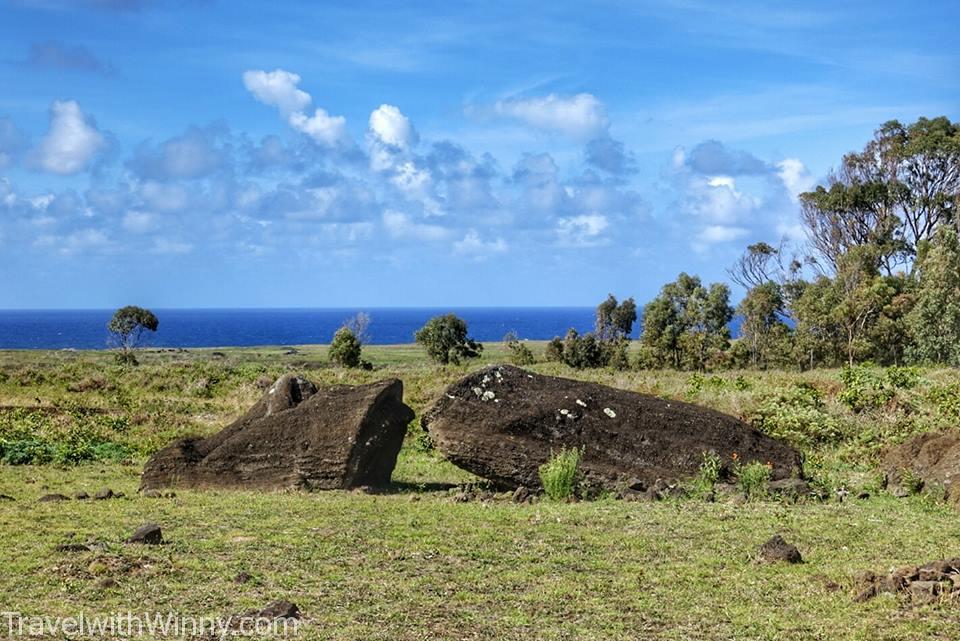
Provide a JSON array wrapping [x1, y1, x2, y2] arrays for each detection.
[[1, 345, 960, 639]]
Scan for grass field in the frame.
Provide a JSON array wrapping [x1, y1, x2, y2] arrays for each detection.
[[1, 344, 959, 639]]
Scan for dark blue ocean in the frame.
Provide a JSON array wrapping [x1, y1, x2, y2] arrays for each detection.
[[0, 308, 612, 350]]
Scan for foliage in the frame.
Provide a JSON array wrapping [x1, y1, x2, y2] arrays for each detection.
[[749, 384, 843, 448], [107, 306, 159, 365], [543, 337, 564, 362], [907, 227, 960, 365], [329, 327, 363, 368], [641, 273, 733, 370], [733, 460, 771, 500], [838, 365, 895, 412], [692, 451, 723, 497], [414, 314, 483, 364], [503, 332, 536, 366], [927, 383, 960, 419], [538, 447, 582, 501], [595, 294, 637, 341], [736, 281, 790, 368]]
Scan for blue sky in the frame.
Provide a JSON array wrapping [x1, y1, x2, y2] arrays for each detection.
[[0, 0, 956, 308]]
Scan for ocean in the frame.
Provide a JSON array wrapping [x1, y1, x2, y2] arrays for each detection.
[[0, 308, 609, 350]]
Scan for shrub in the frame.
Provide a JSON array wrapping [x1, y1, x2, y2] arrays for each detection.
[[414, 314, 483, 365], [329, 327, 363, 368], [734, 460, 771, 500], [749, 384, 843, 448], [928, 383, 960, 419], [544, 337, 564, 362], [538, 447, 582, 500], [503, 332, 536, 366], [838, 365, 895, 412], [692, 451, 722, 497], [606, 340, 631, 371], [556, 329, 607, 369], [886, 366, 920, 390]]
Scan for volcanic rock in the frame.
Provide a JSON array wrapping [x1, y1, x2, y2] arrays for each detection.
[[883, 431, 960, 501], [140, 374, 413, 491], [421, 365, 802, 490]]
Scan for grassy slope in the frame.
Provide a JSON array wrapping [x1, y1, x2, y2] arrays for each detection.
[[1, 344, 959, 640]]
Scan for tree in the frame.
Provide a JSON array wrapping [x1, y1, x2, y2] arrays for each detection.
[[594, 294, 637, 341], [907, 227, 960, 365], [640, 273, 733, 370], [799, 116, 960, 275], [107, 306, 158, 365], [342, 312, 371, 345], [329, 327, 362, 368], [503, 331, 535, 366], [736, 282, 789, 368], [414, 314, 482, 364]]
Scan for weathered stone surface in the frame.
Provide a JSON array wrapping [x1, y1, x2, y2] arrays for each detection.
[[853, 557, 960, 603], [883, 431, 960, 501], [422, 365, 802, 490], [140, 374, 414, 491], [126, 522, 163, 545], [758, 535, 803, 563], [38, 493, 70, 502]]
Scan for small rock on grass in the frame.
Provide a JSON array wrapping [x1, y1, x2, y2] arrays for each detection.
[[759, 535, 803, 564], [234, 572, 255, 584], [38, 493, 70, 503], [94, 488, 115, 500], [256, 601, 300, 620], [126, 522, 163, 545], [0, 494, 15, 501], [75, 491, 90, 500], [512, 486, 531, 503], [96, 577, 118, 589], [56, 543, 92, 553]]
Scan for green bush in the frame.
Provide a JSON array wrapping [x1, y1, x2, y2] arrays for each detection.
[[734, 460, 771, 500], [544, 337, 564, 362], [330, 327, 363, 368], [692, 451, 722, 497], [886, 366, 920, 390], [538, 447, 582, 500], [838, 365, 895, 412], [928, 383, 960, 418], [504, 332, 536, 366], [415, 314, 483, 365], [749, 385, 843, 448]]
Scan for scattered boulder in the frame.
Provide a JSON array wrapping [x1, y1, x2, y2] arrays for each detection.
[[422, 365, 802, 491], [883, 431, 960, 501], [758, 535, 803, 564], [140, 374, 414, 491], [94, 488, 115, 500], [38, 493, 70, 503], [126, 522, 163, 545], [56, 543, 92, 553], [255, 601, 300, 620], [854, 558, 960, 603], [74, 491, 90, 500], [512, 486, 531, 504]]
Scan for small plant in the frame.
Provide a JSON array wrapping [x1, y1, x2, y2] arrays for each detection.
[[838, 365, 894, 412], [734, 459, 771, 500], [414, 314, 483, 365], [899, 467, 925, 496], [544, 337, 564, 362], [538, 447, 582, 501], [885, 366, 920, 390], [693, 451, 722, 497]]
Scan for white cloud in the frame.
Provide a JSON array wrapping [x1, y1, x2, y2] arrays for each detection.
[[688, 175, 761, 224], [382, 209, 448, 241], [122, 211, 155, 233], [369, 104, 418, 148], [453, 229, 507, 256], [777, 158, 814, 199], [288, 108, 349, 147], [34, 228, 111, 255], [30, 100, 105, 175], [242, 69, 311, 116], [244, 69, 349, 147], [494, 93, 609, 140], [152, 238, 193, 254], [556, 213, 609, 246], [696, 224, 749, 245]]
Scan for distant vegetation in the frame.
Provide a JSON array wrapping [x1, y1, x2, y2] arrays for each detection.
[[415, 314, 483, 364], [107, 306, 158, 365]]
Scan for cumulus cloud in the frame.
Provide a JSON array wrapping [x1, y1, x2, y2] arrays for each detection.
[[684, 139, 769, 175], [382, 209, 448, 241], [29, 100, 105, 175], [453, 229, 507, 257], [128, 125, 228, 180], [243, 69, 350, 148], [776, 158, 814, 199], [368, 104, 418, 149], [121, 211, 156, 233], [25, 41, 111, 74], [556, 213, 609, 247], [694, 224, 749, 250], [34, 228, 111, 255], [585, 136, 634, 175], [494, 93, 609, 140], [288, 108, 349, 147], [243, 69, 311, 116]]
